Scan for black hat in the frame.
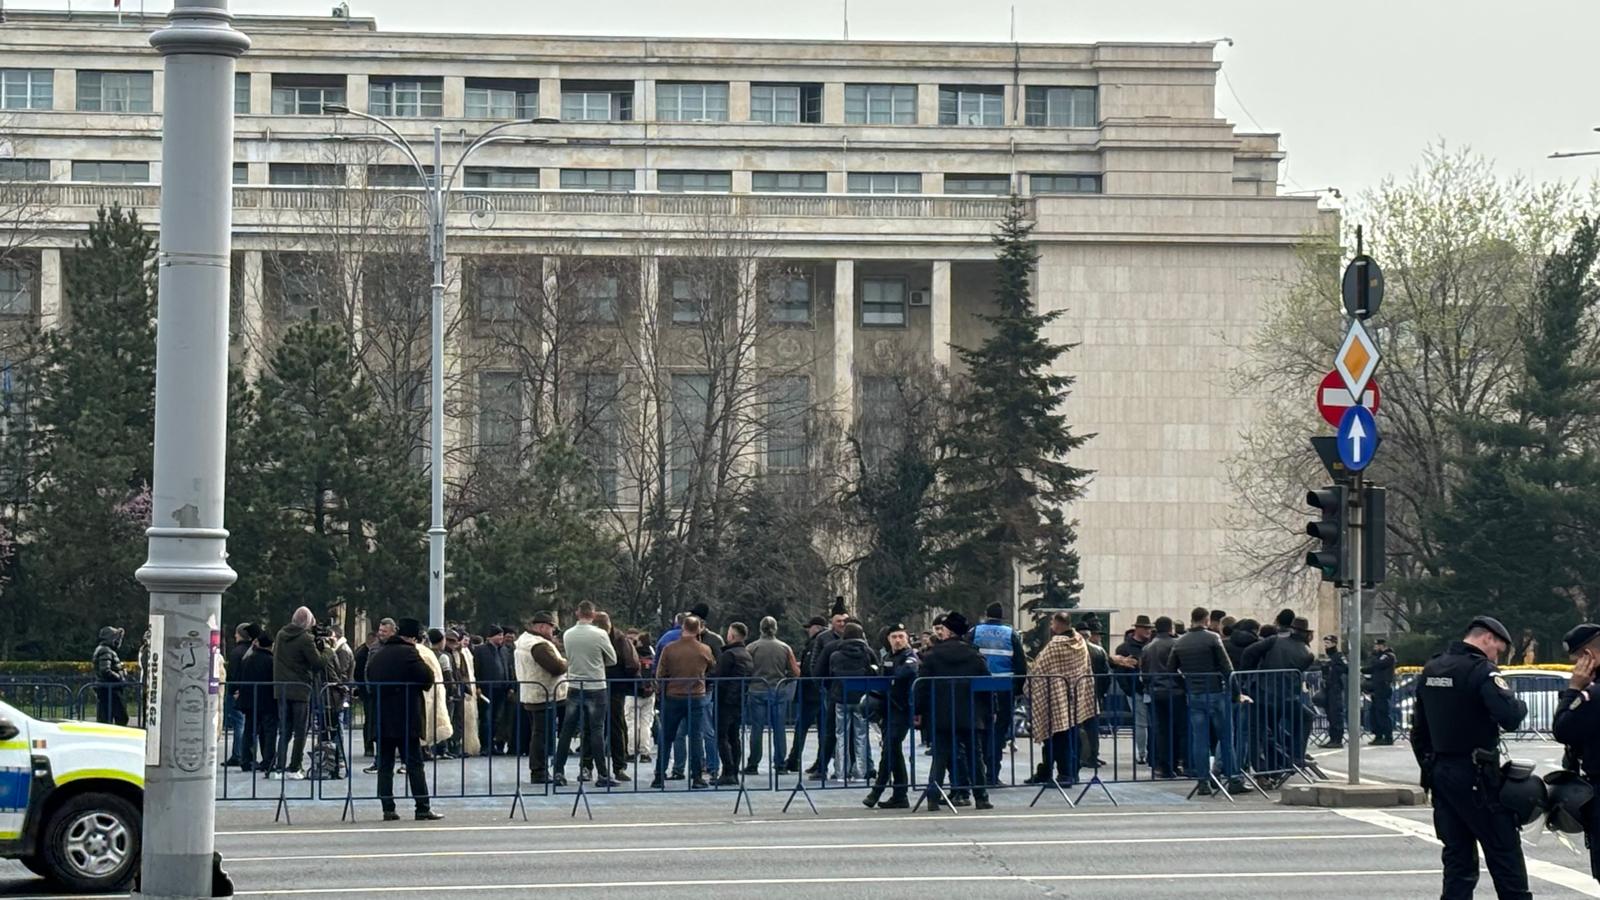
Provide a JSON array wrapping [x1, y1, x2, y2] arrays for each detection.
[[1468, 616, 1512, 647], [1132, 615, 1154, 629], [1564, 624, 1600, 656], [1078, 613, 1103, 634], [831, 596, 848, 617], [531, 611, 556, 627], [427, 628, 445, 644], [396, 617, 424, 640], [1291, 617, 1312, 636], [944, 612, 970, 636], [887, 622, 908, 634], [806, 616, 827, 628], [691, 602, 711, 620], [985, 602, 1004, 620]]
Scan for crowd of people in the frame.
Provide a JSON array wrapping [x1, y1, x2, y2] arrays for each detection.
[[90, 597, 1401, 816]]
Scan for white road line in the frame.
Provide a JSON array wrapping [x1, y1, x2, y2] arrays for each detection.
[[1335, 808, 1600, 898], [231, 868, 1440, 895], [224, 831, 1403, 863], [217, 806, 1335, 838]]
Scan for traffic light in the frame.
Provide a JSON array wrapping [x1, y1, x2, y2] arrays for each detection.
[[1363, 484, 1386, 587], [1305, 485, 1347, 583]]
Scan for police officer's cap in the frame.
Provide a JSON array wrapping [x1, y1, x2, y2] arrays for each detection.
[[1467, 615, 1512, 647], [1563, 623, 1600, 656]]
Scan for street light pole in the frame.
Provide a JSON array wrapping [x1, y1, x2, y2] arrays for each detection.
[[323, 108, 554, 630], [137, 1, 248, 897]]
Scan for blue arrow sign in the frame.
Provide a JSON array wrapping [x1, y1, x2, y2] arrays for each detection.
[[1336, 405, 1380, 471]]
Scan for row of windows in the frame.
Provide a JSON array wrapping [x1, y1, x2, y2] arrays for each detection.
[[12, 158, 1101, 195], [1, 68, 1097, 126]]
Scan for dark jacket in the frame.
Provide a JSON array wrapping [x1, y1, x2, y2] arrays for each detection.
[[1553, 682, 1600, 782], [914, 638, 992, 731], [272, 623, 332, 703], [225, 639, 252, 688], [714, 640, 754, 713], [798, 630, 826, 683], [1225, 626, 1260, 669], [363, 637, 436, 741], [809, 629, 845, 679], [1363, 649, 1397, 696], [823, 637, 881, 701], [605, 630, 642, 687], [1139, 632, 1179, 698], [1240, 635, 1275, 671], [1168, 628, 1235, 696], [1411, 642, 1525, 764], [1320, 650, 1348, 708], [93, 641, 125, 683], [234, 646, 276, 713], [473, 640, 508, 686], [1259, 634, 1315, 673], [1084, 637, 1111, 703], [1112, 631, 1148, 695], [882, 647, 920, 716]]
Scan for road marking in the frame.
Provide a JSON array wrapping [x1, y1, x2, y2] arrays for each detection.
[[1335, 808, 1600, 898], [230, 868, 1440, 895], [217, 806, 1334, 838], [224, 831, 1404, 863]]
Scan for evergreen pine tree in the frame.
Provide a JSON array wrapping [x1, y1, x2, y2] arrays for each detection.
[[16, 206, 156, 657], [935, 197, 1093, 630], [1412, 218, 1600, 657]]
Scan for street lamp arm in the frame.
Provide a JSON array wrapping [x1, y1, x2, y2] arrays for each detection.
[[326, 106, 431, 186], [446, 118, 557, 191]]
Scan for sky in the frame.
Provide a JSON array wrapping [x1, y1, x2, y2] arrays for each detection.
[[27, 0, 1600, 198]]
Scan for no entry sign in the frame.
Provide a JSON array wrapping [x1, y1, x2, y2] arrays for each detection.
[[1317, 369, 1380, 427]]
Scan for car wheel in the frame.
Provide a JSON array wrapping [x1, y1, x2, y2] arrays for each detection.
[[41, 792, 140, 892]]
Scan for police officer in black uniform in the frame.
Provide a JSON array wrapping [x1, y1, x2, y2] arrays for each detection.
[[1552, 622, 1600, 883], [1411, 615, 1530, 900]]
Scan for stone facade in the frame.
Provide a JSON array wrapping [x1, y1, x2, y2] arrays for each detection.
[[0, 10, 1330, 626]]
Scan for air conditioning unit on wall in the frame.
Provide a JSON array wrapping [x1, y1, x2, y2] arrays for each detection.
[[908, 290, 930, 307]]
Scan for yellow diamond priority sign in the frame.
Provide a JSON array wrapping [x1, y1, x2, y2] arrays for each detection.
[[1335, 318, 1380, 401]]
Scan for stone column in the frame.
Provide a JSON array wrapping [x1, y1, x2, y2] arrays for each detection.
[[441, 254, 468, 473], [916, 83, 938, 125], [728, 81, 751, 121], [930, 259, 952, 369], [236, 250, 265, 381], [822, 83, 845, 124], [442, 76, 466, 119], [348, 74, 369, 113], [633, 256, 662, 509], [54, 69, 76, 110], [832, 259, 855, 427], [538, 256, 560, 428], [37, 248, 62, 331], [538, 78, 561, 120]]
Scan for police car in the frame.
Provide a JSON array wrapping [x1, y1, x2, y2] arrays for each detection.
[[0, 699, 144, 892]]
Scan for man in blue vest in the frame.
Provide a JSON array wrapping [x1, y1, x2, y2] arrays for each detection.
[[967, 602, 1028, 785]]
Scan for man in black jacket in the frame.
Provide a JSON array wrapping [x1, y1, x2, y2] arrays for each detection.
[[915, 613, 993, 811], [1078, 615, 1111, 770], [1319, 636, 1348, 748], [1168, 606, 1244, 795], [1364, 639, 1398, 745], [824, 622, 881, 781], [865, 624, 918, 810], [1112, 616, 1154, 765], [234, 630, 277, 772], [1257, 617, 1316, 770], [713, 623, 754, 786], [784, 617, 829, 775], [365, 617, 443, 822], [808, 609, 849, 779], [223, 624, 255, 767], [472, 626, 510, 755], [1140, 617, 1183, 778], [1225, 619, 1261, 669]]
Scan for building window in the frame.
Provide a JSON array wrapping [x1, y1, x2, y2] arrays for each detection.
[[270, 75, 346, 115], [561, 80, 633, 122], [844, 84, 916, 125], [234, 73, 250, 114], [656, 82, 729, 123], [369, 77, 443, 118], [475, 267, 519, 323], [575, 372, 620, 502], [856, 376, 906, 472], [268, 163, 344, 186], [768, 271, 812, 323], [477, 372, 522, 464], [463, 167, 539, 189], [944, 174, 1012, 195], [766, 375, 809, 472], [366, 165, 431, 188], [670, 373, 711, 498], [1025, 86, 1097, 127], [560, 169, 635, 191], [1030, 173, 1102, 194], [657, 170, 731, 193], [70, 161, 150, 183], [266, 253, 328, 322], [751, 171, 826, 193], [860, 276, 906, 327], [76, 71, 154, 113], [938, 86, 1003, 126], [1, 69, 53, 111], [465, 78, 537, 119], [847, 172, 921, 195], [750, 83, 821, 124], [0, 266, 32, 317], [0, 159, 50, 181], [232, 163, 248, 185], [575, 274, 620, 323], [670, 274, 705, 325]]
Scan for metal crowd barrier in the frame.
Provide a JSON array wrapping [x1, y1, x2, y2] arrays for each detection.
[[0, 681, 81, 721]]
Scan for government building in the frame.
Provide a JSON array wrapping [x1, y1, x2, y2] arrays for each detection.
[[0, 9, 1330, 626]]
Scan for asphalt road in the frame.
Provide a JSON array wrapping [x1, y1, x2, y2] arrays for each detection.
[[4, 747, 1599, 900]]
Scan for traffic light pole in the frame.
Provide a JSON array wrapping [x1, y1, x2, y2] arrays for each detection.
[[1346, 443, 1364, 784]]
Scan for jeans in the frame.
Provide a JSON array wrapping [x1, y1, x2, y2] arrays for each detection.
[[834, 696, 872, 780], [1151, 693, 1181, 776], [626, 696, 656, 759], [376, 734, 430, 814], [274, 698, 311, 774], [655, 695, 708, 780], [1131, 686, 1150, 762], [223, 691, 246, 762], [786, 682, 822, 770], [745, 684, 793, 770], [1187, 689, 1237, 781], [553, 689, 610, 779]]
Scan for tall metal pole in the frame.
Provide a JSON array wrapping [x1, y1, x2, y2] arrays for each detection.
[[1347, 471, 1364, 784], [137, 2, 248, 897], [427, 125, 447, 630]]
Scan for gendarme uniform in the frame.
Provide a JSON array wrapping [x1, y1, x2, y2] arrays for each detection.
[[1551, 623, 1600, 883], [1410, 615, 1530, 900]]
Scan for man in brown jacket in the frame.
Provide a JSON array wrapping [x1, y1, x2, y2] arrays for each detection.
[[650, 616, 716, 789]]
